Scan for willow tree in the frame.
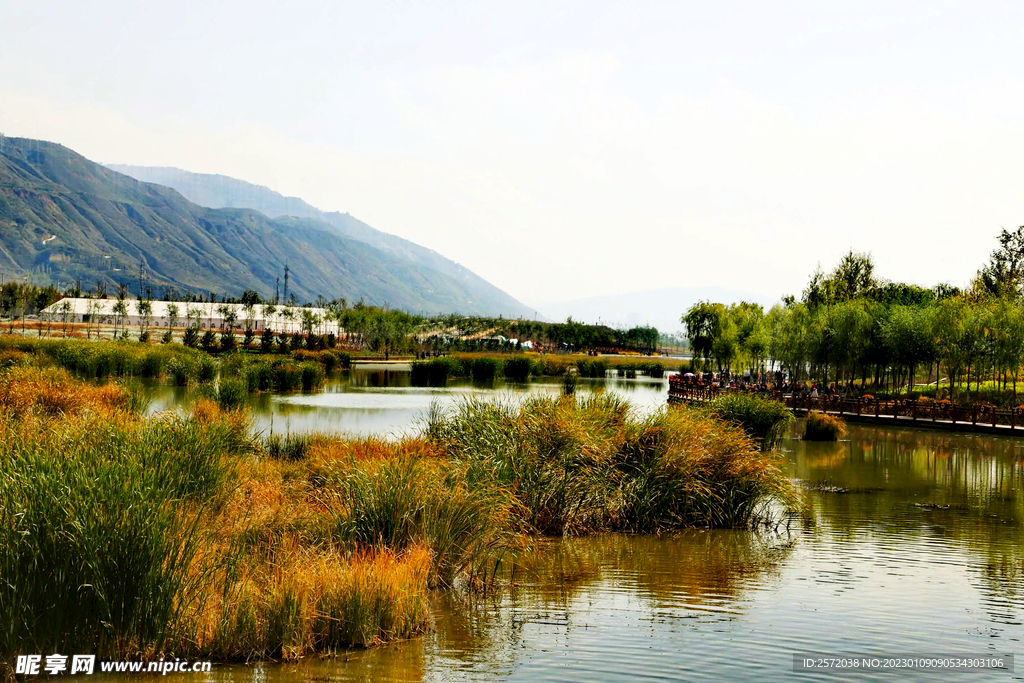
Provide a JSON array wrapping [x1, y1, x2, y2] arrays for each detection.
[[683, 301, 725, 372]]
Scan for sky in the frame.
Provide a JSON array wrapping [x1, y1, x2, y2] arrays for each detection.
[[1, 1, 1023, 312]]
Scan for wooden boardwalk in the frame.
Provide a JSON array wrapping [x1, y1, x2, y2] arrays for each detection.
[[667, 382, 1024, 437]]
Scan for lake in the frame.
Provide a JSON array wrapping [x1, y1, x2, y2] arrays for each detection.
[[131, 368, 1024, 681]]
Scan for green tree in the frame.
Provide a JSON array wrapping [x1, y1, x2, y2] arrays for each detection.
[[683, 301, 725, 372]]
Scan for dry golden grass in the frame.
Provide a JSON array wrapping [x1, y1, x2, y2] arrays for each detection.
[[0, 366, 130, 418], [1, 362, 792, 665]]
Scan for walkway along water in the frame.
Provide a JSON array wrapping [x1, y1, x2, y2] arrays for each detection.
[[668, 376, 1024, 436]]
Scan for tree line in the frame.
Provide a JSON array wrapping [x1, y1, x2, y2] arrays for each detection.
[[684, 227, 1024, 403]]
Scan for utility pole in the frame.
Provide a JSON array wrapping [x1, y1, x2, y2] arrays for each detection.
[[283, 264, 290, 304]]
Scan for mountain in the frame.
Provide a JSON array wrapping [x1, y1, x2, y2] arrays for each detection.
[[534, 286, 781, 334], [106, 164, 526, 316], [0, 137, 531, 316]]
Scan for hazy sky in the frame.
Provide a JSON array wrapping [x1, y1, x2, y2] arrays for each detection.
[[2, 1, 1022, 308]]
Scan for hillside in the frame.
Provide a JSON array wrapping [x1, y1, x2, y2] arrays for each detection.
[[107, 164, 527, 316], [0, 137, 530, 316]]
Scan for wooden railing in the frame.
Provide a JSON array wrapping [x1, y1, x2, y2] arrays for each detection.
[[667, 379, 1024, 431]]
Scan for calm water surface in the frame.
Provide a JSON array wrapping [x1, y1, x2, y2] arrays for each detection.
[[135, 371, 1024, 681], [147, 365, 672, 437]]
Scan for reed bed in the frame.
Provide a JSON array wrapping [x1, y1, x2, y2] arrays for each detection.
[[706, 393, 794, 450], [427, 393, 796, 534], [0, 365, 793, 667], [0, 336, 207, 381], [803, 411, 848, 441]]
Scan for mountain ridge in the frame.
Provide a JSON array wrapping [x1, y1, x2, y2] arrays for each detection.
[[106, 164, 521, 312], [0, 137, 532, 316]]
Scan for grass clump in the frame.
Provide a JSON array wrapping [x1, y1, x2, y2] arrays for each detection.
[[502, 357, 532, 381], [707, 393, 793, 450], [804, 411, 848, 441], [428, 394, 795, 534]]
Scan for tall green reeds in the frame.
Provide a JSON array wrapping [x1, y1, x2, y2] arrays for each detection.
[[0, 399, 250, 660], [707, 393, 793, 450], [502, 357, 531, 381], [427, 394, 795, 534]]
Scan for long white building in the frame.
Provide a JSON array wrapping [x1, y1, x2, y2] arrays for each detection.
[[41, 298, 335, 335]]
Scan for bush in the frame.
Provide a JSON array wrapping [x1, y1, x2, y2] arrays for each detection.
[[197, 355, 217, 383], [260, 329, 275, 353], [243, 361, 274, 392], [428, 394, 795, 534], [167, 357, 196, 386], [503, 357, 531, 381], [220, 331, 236, 353], [183, 327, 199, 348], [470, 357, 497, 381], [707, 393, 793, 450], [804, 411, 848, 441], [576, 359, 608, 378], [411, 357, 459, 385], [274, 364, 301, 392], [200, 330, 218, 353], [215, 378, 247, 411], [299, 362, 325, 391]]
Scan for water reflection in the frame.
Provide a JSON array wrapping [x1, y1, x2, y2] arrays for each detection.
[[122, 393, 1024, 681], [146, 366, 672, 437]]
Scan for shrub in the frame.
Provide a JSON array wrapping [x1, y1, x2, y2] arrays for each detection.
[[299, 362, 325, 391], [183, 327, 199, 348], [411, 357, 459, 385], [274, 364, 301, 392], [804, 411, 848, 441], [220, 332, 236, 353], [260, 329, 275, 353], [243, 361, 274, 392], [576, 359, 608, 378], [200, 330, 218, 353], [428, 394, 795, 534], [197, 356, 217, 383], [503, 357, 531, 381], [139, 349, 165, 378], [214, 378, 247, 410], [470, 357, 497, 381], [167, 357, 196, 386], [708, 393, 793, 450]]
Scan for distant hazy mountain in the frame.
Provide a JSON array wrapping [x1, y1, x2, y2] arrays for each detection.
[[107, 164, 530, 317], [0, 137, 529, 315], [535, 286, 780, 334]]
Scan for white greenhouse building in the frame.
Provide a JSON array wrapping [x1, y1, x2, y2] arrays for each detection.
[[41, 299, 335, 335]]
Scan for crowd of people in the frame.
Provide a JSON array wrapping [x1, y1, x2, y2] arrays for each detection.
[[670, 371, 844, 398]]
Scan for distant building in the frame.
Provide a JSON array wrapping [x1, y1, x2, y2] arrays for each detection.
[[41, 298, 334, 334]]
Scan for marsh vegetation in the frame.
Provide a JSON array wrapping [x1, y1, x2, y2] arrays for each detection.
[[0, 365, 794, 667]]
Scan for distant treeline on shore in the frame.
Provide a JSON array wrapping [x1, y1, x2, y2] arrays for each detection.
[[684, 227, 1024, 405]]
